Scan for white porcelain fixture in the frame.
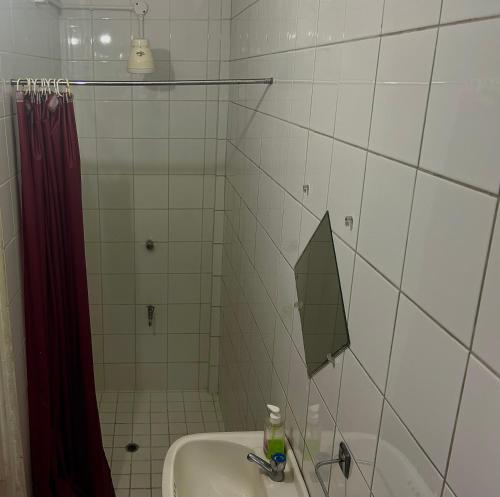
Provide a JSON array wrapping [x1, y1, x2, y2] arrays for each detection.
[[162, 431, 308, 497]]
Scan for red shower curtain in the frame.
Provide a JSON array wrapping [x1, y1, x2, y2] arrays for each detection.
[[16, 91, 115, 497]]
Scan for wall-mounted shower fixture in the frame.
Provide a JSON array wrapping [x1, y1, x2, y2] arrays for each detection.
[[127, 1, 155, 74], [145, 239, 155, 251], [147, 305, 155, 327], [303, 184, 310, 195]]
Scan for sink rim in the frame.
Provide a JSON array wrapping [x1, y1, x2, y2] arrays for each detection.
[[161, 430, 308, 497]]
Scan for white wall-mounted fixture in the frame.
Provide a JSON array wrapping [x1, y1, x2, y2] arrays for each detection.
[[127, 1, 155, 74]]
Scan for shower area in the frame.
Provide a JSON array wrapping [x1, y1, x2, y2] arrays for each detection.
[[59, 1, 233, 493]]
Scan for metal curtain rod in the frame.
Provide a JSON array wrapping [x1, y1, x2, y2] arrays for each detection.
[[11, 78, 274, 87], [32, 0, 134, 11]]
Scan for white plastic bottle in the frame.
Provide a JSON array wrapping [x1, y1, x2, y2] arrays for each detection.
[[263, 404, 285, 459]]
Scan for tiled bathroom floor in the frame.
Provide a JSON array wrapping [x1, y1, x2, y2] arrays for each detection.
[[97, 390, 224, 497]]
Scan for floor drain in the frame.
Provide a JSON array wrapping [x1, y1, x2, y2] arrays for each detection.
[[125, 442, 139, 453]]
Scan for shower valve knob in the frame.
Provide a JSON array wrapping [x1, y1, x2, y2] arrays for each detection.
[[145, 239, 155, 251]]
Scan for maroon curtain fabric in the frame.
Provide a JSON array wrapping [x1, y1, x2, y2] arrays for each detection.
[[16, 92, 115, 497]]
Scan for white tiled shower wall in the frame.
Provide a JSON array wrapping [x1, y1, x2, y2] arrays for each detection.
[[220, 1, 500, 497], [0, 0, 61, 492], [61, 0, 231, 391]]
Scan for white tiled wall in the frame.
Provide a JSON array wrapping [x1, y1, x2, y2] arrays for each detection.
[[0, 0, 61, 493], [63, 0, 231, 392], [220, 2, 500, 497]]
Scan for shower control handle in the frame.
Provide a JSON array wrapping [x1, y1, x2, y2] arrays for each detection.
[[145, 239, 155, 251]]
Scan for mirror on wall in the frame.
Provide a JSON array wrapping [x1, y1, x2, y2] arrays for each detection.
[[294, 212, 350, 378]]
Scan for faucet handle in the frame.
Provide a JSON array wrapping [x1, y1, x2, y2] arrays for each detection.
[[270, 453, 286, 473]]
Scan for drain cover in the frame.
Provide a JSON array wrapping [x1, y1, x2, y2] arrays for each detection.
[[125, 442, 139, 453]]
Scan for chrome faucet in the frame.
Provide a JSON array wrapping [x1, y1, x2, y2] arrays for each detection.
[[247, 453, 286, 482]]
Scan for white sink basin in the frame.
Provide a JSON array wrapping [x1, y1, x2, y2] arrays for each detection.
[[162, 431, 309, 497]]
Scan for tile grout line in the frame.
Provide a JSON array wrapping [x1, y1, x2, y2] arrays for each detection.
[[439, 194, 500, 497], [229, 11, 500, 61]]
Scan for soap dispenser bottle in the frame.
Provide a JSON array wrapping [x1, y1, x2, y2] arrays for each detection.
[[263, 404, 285, 459]]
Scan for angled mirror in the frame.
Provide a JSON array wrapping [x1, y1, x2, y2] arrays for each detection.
[[294, 212, 350, 378]]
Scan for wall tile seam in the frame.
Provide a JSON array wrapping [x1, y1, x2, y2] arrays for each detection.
[[440, 195, 500, 497], [228, 100, 500, 199], [229, 11, 500, 61], [230, 0, 260, 21]]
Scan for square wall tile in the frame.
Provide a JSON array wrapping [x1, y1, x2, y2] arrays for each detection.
[[373, 403, 443, 497], [337, 350, 383, 483], [167, 363, 199, 390], [169, 139, 205, 175], [357, 154, 415, 284], [310, 45, 341, 136], [287, 345, 310, 434], [103, 305, 135, 333], [303, 132, 333, 218], [93, 19, 131, 60], [402, 172, 496, 344], [317, 0, 346, 44], [100, 210, 134, 242], [169, 209, 203, 241], [343, 0, 384, 39], [474, 214, 500, 375], [102, 274, 135, 304], [136, 274, 168, 304], [312, 357, 343, 421], [170, 20, 208, 60], [135, 210, 169, 242], [349, 256, 399, 390], [135, 243, 168, 274], [335, 38, 379, 147], [168, 242, 202, 273], [134, 139, 169, 174], [134, 176, 169, 209], [168, 274, 201, 303], [133, 101, 169, 138], [386, 296, 468, 472], [305, 382, 335, 470], [101, 243, 134, 274], [99, 175, 133, 209], [441, 0, 500, 22], [168, 304, 200, 332], [136, 335, 167, 363], [97, 139, 133, 174], [170, 102, 206, 138], [370, 29, 437, 165], [382, 0, 441, 32], [420, 19, 500, 193], [447, 357, 500, 497], [327, 140, 366, 248], [96, 101, 132, 138], [104, 364, 135, 390], [168, 334, 200, 362], [136, 364, 168, 390], [169, 175, 204, 208], [103, 335, 135, 363]]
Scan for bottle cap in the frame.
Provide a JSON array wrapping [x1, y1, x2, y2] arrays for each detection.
[[267, 404, 281, 424]]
